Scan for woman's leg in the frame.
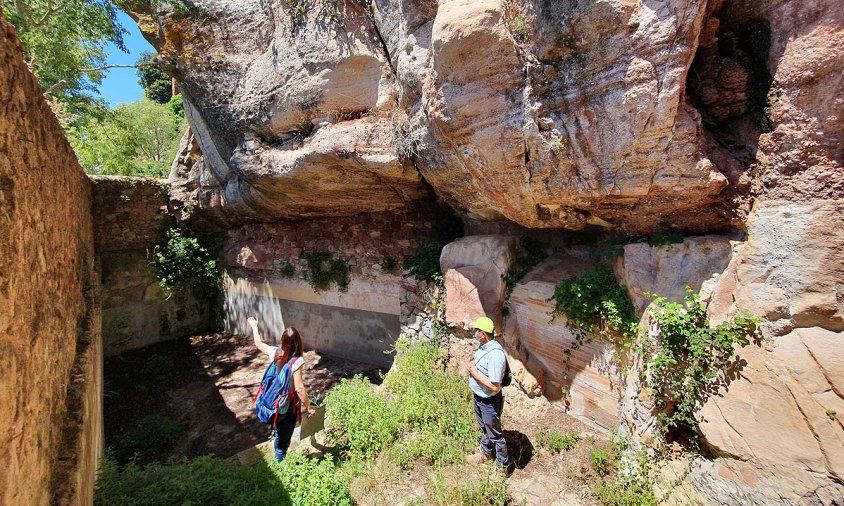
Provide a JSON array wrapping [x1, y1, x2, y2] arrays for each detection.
[[273, 411, 298, 461]]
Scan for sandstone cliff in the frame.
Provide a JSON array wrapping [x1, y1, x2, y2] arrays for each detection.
[[127, 0, 843, 503]]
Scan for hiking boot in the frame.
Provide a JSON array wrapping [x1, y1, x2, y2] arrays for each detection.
[[496, 462, 514, 478], [466, 452, 494, 465]]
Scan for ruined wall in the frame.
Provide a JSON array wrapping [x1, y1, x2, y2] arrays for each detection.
[[0, 20, 101, 505], [91, 176, 211, 355], [222, 207, 435, 366]]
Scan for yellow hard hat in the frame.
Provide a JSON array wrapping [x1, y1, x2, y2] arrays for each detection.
[[469, 316, 494, 334]]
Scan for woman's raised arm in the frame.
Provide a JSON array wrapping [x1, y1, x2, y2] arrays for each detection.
[[248, 316, 272, 356]]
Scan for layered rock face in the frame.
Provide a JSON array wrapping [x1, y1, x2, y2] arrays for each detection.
[[133, 0, 742, 234], [129, 0, 843, 503]]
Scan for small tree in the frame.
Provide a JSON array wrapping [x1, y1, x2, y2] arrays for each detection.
[[137, 52, 173, 104], [2, 0, 126, 118], [68, 98, 183, 177]]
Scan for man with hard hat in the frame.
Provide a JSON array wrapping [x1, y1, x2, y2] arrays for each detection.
[[465, 315, 510, 470]]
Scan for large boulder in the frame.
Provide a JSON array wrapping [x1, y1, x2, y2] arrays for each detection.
[[135, 0, 735, 234], [134, 0, 430, 226], [615, 236, 734, 314], [440, 235, 517, 329]]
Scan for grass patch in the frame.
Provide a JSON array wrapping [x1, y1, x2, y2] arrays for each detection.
[[95, 452, 351, 506], [428, 471, 507, 506], [324, 377, 401, 460], [325, 340, 477, 469], [536, 427, 580, 454], [112, 414, 183, 466]]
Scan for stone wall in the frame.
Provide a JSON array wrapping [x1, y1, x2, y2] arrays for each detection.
[[91, 176, 173, 252], [90, 176, 211, 355], [0, 20, 101, 505]]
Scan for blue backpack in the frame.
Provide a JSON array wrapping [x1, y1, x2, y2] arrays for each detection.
[[253, 356, 299, 425]]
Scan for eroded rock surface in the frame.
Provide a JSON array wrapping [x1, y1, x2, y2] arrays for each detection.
[[125, 0, 844, 502], [134, 0, 742, 234], [440, 235, 517, 329]]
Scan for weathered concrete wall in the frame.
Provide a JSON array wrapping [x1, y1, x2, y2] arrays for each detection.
[[90, 176, 211, 355], [0, 20, 102, 505], [221, 207, 438, 366], [223, 274, 400, 367]]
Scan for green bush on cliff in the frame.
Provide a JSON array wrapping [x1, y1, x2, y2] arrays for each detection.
[[548, 263, 639, 343], [642, 290, 759, 439], [304, 251, 350, 292], [153, 227, 220, 298]]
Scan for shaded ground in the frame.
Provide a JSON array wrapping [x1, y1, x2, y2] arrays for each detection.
[[104, 332, 385, 463]]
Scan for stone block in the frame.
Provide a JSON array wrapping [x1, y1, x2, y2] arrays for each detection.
[[440, 235, 517, 330]]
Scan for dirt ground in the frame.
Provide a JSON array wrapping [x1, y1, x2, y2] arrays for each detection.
[[104, 332, 384, 461]]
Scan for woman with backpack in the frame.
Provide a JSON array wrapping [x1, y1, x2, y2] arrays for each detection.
[[248, 316, 317, 461]]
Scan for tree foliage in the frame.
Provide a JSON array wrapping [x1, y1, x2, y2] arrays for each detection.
[[67, 98, 183, 177], [2, 0, 126, 117], [136, 51, 172, 104]]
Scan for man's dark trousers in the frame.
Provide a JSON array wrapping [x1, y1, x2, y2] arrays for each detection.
[[472, 392, 508, 467]]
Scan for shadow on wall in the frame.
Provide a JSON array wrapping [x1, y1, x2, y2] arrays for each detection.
[[224, 276, 288, 345], [222, 274, 399, 368]]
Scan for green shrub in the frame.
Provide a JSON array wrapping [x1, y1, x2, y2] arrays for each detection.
[[304, 251, 350, 292], [271, 452, 353, 506], [324, 376, 400, 459], [827, 409, 838, 421], [644, 290, 759, 437], [167, 93, 184, 120], [326, 341, 476, 468], [592, 479, 657, 506], [548, 264, 639, 343], [153, 228, 220, 298], [590, 449, 611, 477], [385, 340, 477, 457], [277, 262, 295, 279], [536, 427, 580, 454], [112, 414, 184, 466]]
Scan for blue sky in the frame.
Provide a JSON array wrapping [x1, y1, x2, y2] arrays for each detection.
[[95, 11, 156, 107]]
